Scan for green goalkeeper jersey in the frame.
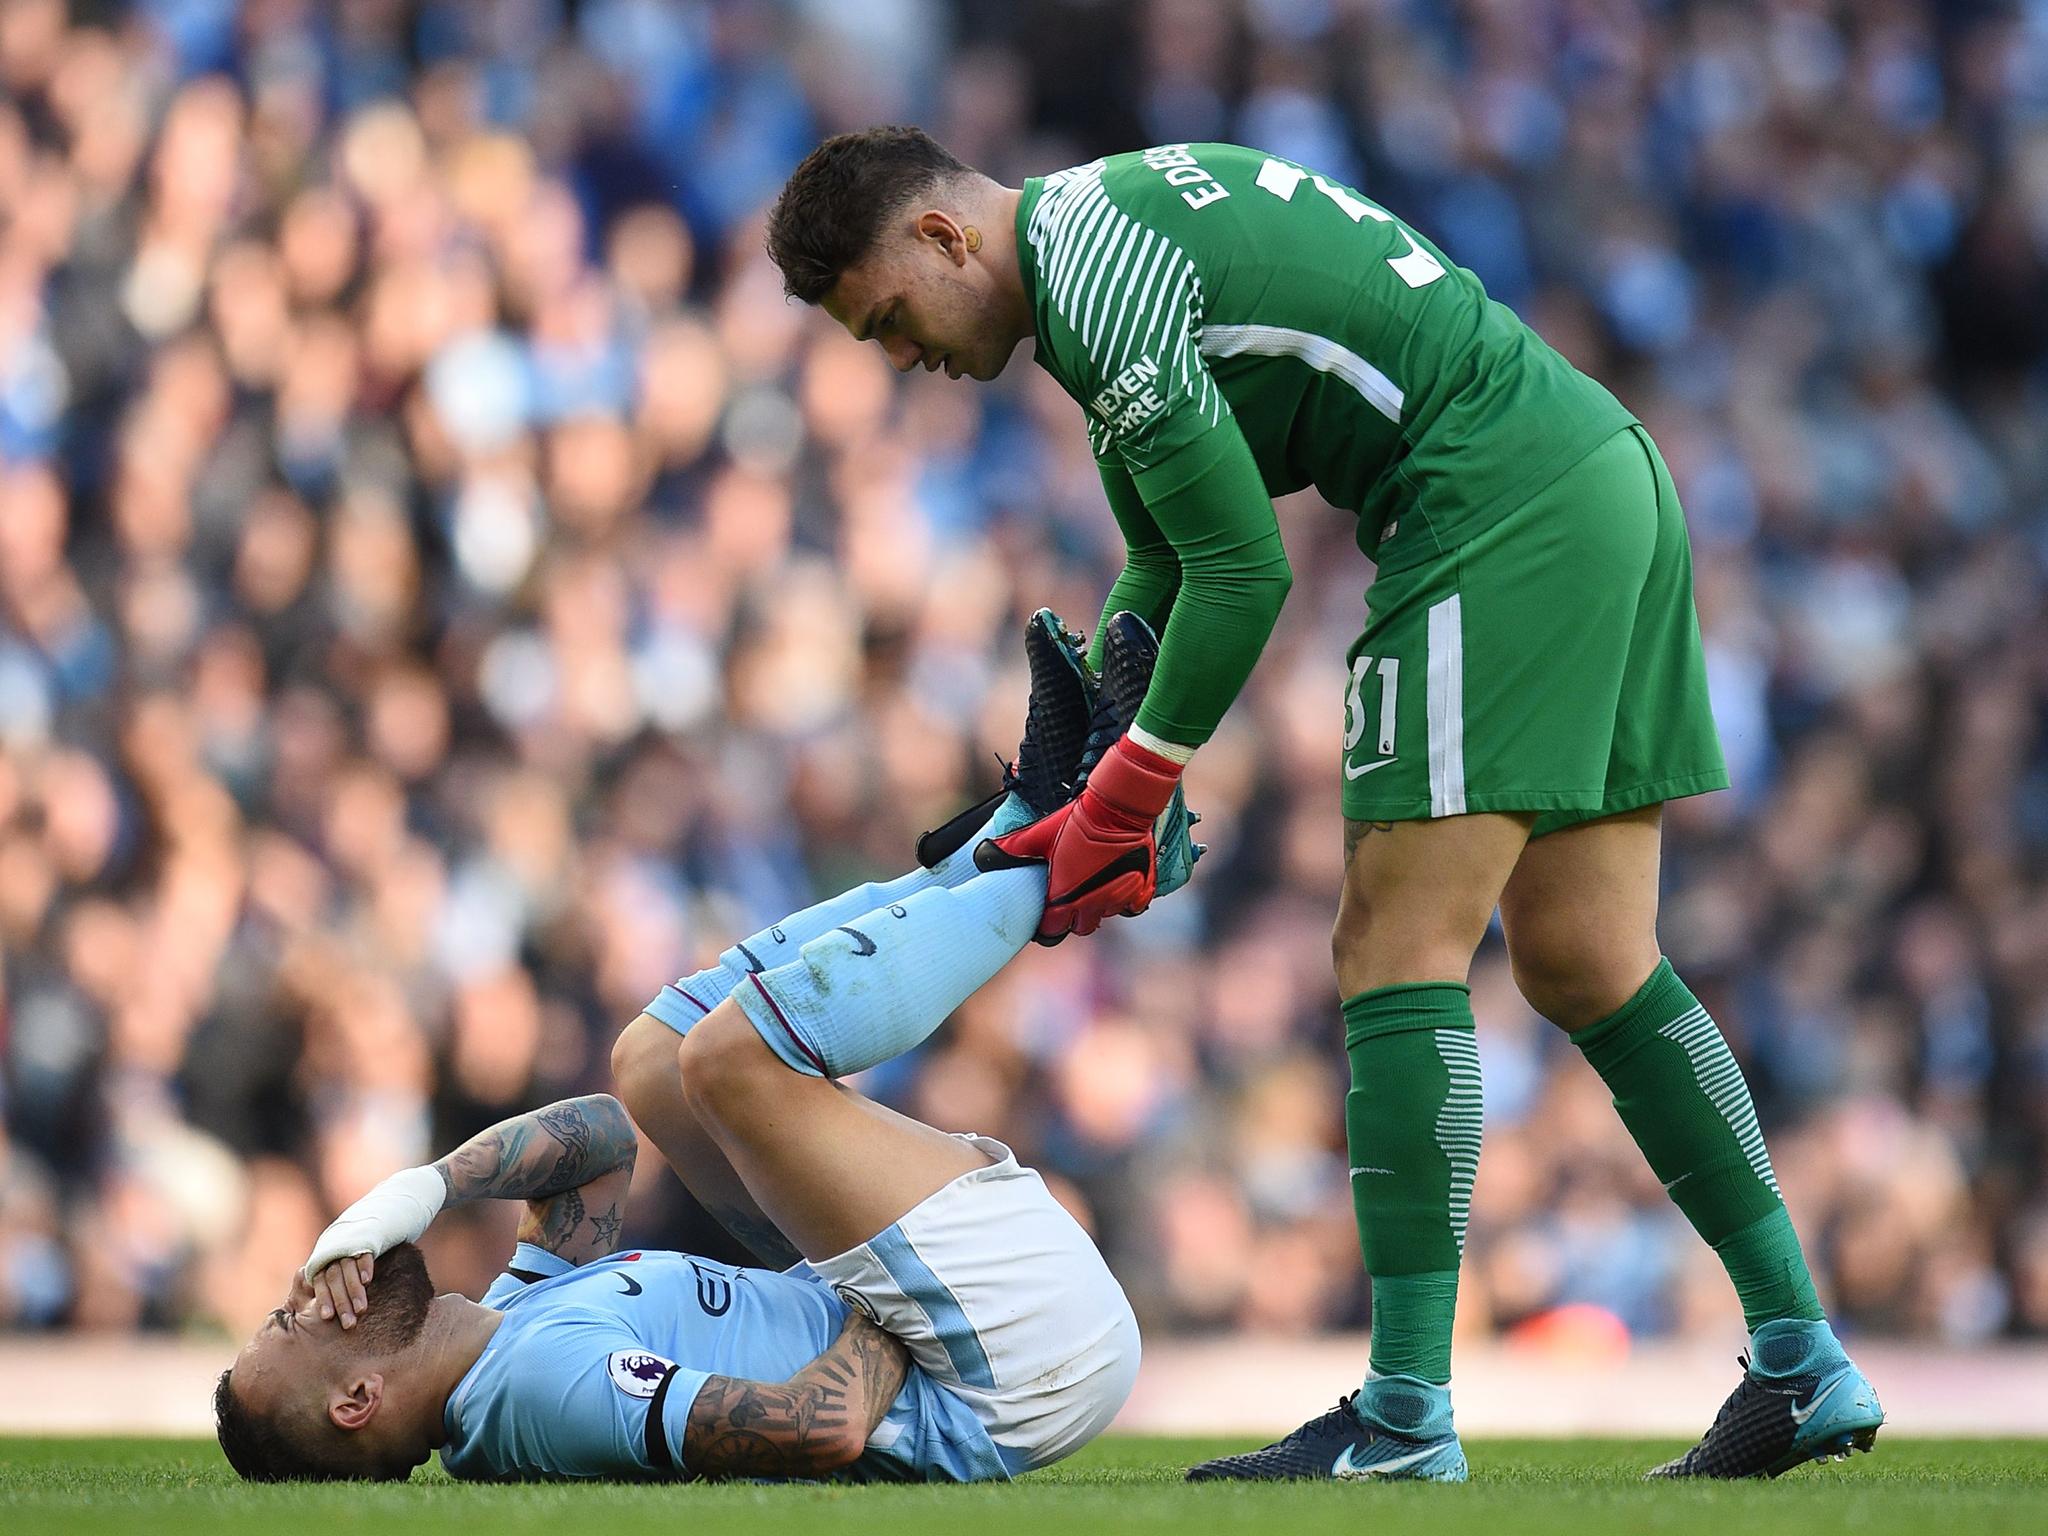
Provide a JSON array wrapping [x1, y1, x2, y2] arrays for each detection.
[[1016, 143, 1635, 746]]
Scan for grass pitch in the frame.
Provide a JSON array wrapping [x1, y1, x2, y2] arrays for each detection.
[[4, 1435, 2043, 1536]]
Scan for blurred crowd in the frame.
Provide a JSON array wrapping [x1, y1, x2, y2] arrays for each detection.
[[4, 0, 2048, 1355]]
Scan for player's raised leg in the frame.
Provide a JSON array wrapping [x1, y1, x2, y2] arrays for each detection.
[[676, 999, 1139, 1471], [606, 847, 1048, 1269], [725, 611, 1183, 1093], [670, 800, 1151, 1469], [676, 1004, 1002, 1257], [612, 609, 1095, 1257], [612, 855, 1050, 1268], [611, 1017, 803, 1266], [611, 844, 1052, 1262], [664, 622, 1194, 1470], [1501, 807, 1883, 1477]]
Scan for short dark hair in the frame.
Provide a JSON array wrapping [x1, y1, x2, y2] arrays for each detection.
[[214, 1366, 361, 1483], [765, 126, 975, 304]]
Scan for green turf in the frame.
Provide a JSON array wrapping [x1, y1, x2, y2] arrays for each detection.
[[3, 1436, 2043, 1536]]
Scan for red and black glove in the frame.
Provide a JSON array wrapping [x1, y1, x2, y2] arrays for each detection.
[[979, 735, 1185, 942]]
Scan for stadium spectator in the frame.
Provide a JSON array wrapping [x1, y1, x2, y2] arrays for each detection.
[[2, 0, 2045, 1354]]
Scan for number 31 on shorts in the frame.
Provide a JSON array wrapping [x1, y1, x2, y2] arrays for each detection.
[[1344, 654, 1400, 775]]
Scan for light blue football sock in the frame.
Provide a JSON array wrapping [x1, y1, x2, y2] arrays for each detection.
[[717, 794, 1026, 974], [1355, 1372, 1456, 1440], [1749, 1318, 1847, 1379], [735, 865, 1047, 1078], [643, 968, 739, 1033], [643, 795, 1031, 1037]]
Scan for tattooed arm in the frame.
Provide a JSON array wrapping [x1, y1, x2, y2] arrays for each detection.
[[431, 1094, 639, 1266], [303, 1095, 640, 1325], [681, 1309, 910, 1480]]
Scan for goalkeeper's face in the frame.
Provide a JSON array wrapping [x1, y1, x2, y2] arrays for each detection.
[[216, 1241, 440, 1481], [824, 221, 1023, 383]]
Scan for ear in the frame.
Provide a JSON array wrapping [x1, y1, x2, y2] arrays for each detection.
[[329, 1372, 384, 1434], [915, 210, 970, 265]]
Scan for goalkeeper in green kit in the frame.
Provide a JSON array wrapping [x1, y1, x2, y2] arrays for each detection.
[[764, 128, 1882, 1483]]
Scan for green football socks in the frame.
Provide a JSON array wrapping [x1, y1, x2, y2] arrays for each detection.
[[1343, 982, 1481, 1387], [1341, 959, 1824, 1403], [1572, 960, 1824, 1331]]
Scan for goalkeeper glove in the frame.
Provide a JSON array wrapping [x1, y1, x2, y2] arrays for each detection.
[[980, 733, 1184, 940]]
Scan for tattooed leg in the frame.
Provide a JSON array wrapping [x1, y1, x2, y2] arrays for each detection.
[[675, 1003, 992, 1262], [1343, 818, 1394, 865], [1332, 812, 1533, 996], [613, 1013, 802, 1268]]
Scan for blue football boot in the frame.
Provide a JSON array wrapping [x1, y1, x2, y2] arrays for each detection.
[[1648, 1321, 1883, 1479], [1185, 1384, 1468, 1483]]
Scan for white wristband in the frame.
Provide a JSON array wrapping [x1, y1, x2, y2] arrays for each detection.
[[1128, 723, 1197, 765], [302, 1165, 448, 1282]]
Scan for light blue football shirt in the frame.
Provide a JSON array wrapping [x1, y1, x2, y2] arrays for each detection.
[[438, 1244, 1010, 1483]]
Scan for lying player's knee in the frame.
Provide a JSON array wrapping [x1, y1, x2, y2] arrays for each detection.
[[675, 1002, 767, 1113], [674, 1028, 714, 1112], [611, 1014, 674, 1103]]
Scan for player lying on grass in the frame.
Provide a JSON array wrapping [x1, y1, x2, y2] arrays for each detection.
[[215, 611, 1184, 1485], [765, 126, 1883, 1482]]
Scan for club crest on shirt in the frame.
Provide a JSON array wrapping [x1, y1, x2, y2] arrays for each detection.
[[606, 1349, 676, 1398], [833, 1283, 880, 1324]]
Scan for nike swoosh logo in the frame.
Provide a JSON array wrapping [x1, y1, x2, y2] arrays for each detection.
[[616, 1275, 643, 1297], [1344, 757, 1397, 780], [1331, 1442, 1443, 1478], [835, 925, 877, 956], [1789, 1371, 1850, 1426], [1049, 846, 1152, 908]]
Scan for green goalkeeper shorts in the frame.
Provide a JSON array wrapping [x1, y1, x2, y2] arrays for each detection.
[[1341, 424, 1728, 836]]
